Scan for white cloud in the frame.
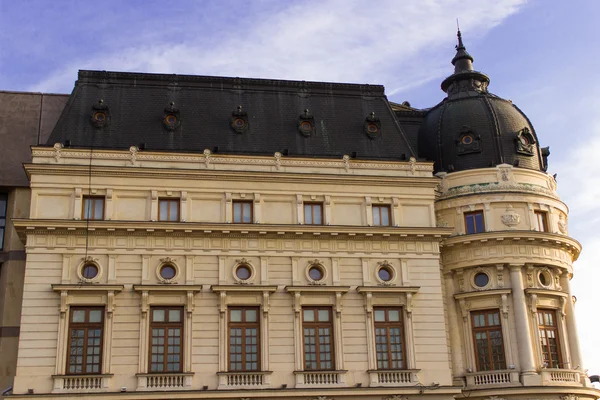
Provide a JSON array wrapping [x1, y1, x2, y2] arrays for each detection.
[[29, 0, 526, 94]]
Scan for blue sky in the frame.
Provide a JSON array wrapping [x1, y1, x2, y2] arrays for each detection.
[[1, 0, 599, 377]]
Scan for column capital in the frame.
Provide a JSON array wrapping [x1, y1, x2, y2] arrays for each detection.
[[508, 263, 524, 271]]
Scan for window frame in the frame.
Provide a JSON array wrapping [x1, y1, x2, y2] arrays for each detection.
[[302, 306, 335, 371], [373, 307, 407, 370], [232, 200, 253, 224], [228, 306, 261, 372], [148, 306, 184, 373], [534, 210, 549, 232], [537, 308, 563, 368], [0, 193, 7, 251], [303, 202, 323, 225], [372, 204, 391, 227], [464, 211, 485, 234], [82, 195, 105, 220], [470, 309, 506, 371], [66, 306, 105, 375], [158, 198, 180, 222]]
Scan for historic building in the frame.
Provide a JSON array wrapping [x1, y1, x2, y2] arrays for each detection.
[[4, 32, 599, 400]]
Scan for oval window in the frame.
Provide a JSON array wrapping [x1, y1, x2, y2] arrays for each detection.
[[93, 111, 106, 122], [474, 272, 489, 288], [367, 123, 378, 133], [233, 118, 246, 128], [300, 121, 312, 131], [82, 263, 99, 280], [461, 135, 473, 144], [160, 264, 177, 280], [164, 114, 177, 125], [235, 264, 252, 280], [378, 266, 393, 282], [308, 265, 324, 281]]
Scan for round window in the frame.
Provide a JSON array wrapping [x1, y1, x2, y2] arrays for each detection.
[[164, 114, 177, 125], [160, 264, 177, 280], [93, 111, 106, 122], [235, 264, 252, 280], [300, 121, 312, 131], [539, 270, 551, 287], [520, 135, 530, 145], [367, 123, 378, 133], [233, 118, 246, 128], [81, 263, 99, 280], [378, 266, 393, 282], [474, 272, 489, 288], [461, 135, 473, 144], [308, 265, 324, 281]]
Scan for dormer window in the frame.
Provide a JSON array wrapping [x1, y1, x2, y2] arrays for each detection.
[[90, 99, 110, 128], [364, 112, 381, 139], [162, 102, 181, 131], [298, 109, 315, 137], [456, 126, 481, 155], [231, 105, 249, 133], [515, 127, 536, 156]]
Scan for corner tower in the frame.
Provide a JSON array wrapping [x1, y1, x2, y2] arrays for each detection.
[[429, 32, 598, 400]]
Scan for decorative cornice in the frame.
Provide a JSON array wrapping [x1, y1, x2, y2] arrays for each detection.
[[285, 285, 350, 294], [51, 284, 124, 293], [132, 284, 203, 292], [356, 286, 420, 294], [454, 288, 511, 300], [211, 285, 278, 293], [438, 180, 559, 200]]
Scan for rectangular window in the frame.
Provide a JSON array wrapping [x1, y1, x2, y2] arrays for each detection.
[[228, 307, 260, 372], [302, 307, 334, 370], [149, 307, 183, 373], [372, 205, 391, 226], [534, 211, 548, 232], [471, 309, 506, 371], [233, 201, 253, 224], [304, 202, 323, 225], [465, 211, 485, 234], [82, 196, 105, 220], [0, 193, 6, 250], [159, 198, 180, 221], [374, 307, 406, 369], [538, 309, 562, 368], [67, 307, 104, 374]]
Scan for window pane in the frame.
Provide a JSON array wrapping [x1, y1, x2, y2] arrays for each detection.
[[83, 199, 91, 219], [245, 309, 257, 322], [169, 201, 178, 221], [72, 310, 86, 323], [230, 309, 242, 322], [0, 196, 6, 217], [380, 206, 389, 225], [374, 310, 386, 322], [318, 309, 330, 322], [388, 309, 400, 322], [153, 309, 165, 322], [303, 309, 314, 322], [373, 207, 381, 225], [233, 203, 241, 222], [169, 309, 181, 322], [475, 213, 484, 232], [89, 310, 102, 323], [304, 204, 312, 224], [243, 203, 251, 223], [160, 200, 168, 220], [313, 205, 322, 224]]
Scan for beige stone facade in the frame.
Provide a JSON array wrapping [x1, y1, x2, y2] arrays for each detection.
[[8, 146, 599, 399]]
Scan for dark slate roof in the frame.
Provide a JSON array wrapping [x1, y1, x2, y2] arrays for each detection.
[[46, 70, 417, 160]]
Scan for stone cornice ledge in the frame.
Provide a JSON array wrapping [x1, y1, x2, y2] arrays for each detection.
[[211, 285, 278, 293], [13, 219, 453, 240], [52, 284, 124, 293], [286, 285, 351, 294], [442, 231, 581, 259], [524, 288, 568, 298], [133, 284, 203, 292], [357, 286, 420, 294], [454, 288, 511, 300]]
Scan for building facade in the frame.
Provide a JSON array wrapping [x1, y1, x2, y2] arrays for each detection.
[[6, 33, 599, 400]]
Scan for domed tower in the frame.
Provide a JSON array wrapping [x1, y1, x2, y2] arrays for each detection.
[[428, 32, 598, 400]]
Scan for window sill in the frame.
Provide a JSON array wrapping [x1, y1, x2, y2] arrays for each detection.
[[217, 371, 272, 389], [136, 372, 194, 391], [52, 374, 113, 393], [294, 370, 347, 388], [367, 369, 419, 387], [465, 369, 520, 388]]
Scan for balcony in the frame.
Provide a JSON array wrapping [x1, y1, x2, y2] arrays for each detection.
[[52, 374, 111, 393], [541, 369, 582, 386], [136, 373, 194, 390], [465, 370, 521, 388], [294, 370, 347, 388], [368, 369, 420, 387], [217, 371, 272, 389]]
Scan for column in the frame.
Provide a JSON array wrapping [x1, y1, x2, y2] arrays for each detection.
[[444, 273, 464, 381], [509, 264, 539, 384], [562, 275, 583, 371]]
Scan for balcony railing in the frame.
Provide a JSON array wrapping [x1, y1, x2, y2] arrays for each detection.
[[217, 371, 271, 389], [52, 374, 111, 393], [541, 369, 582, 386], [136, 373, 194, 390], [294, 370, 347, 388], [465, 370, 520, 388], [368, 369, 420, 387]]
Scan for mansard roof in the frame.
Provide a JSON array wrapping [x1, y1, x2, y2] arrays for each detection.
[[46, 70, 417, 160]]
